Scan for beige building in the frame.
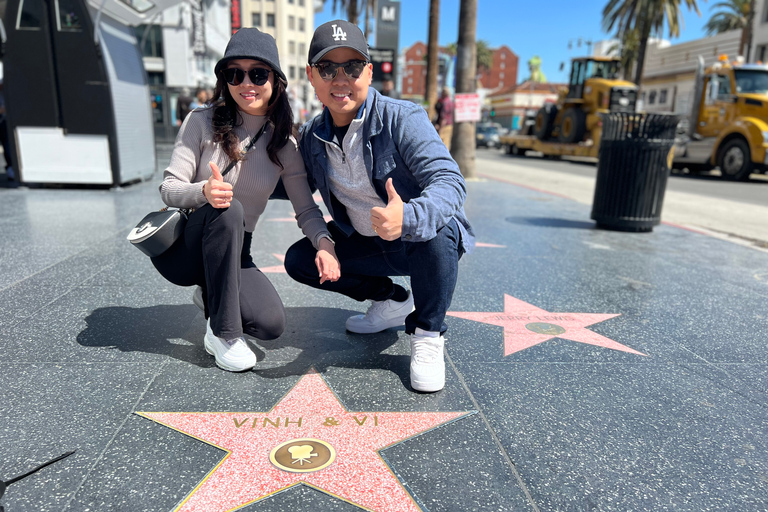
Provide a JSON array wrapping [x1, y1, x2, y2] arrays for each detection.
[[638, 31, 741, 114], [240, 0, 318, 121]]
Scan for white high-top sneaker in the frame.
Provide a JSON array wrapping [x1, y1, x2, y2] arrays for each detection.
[[410, 328, 445, 392], [346, 292, 415, 334], [203, 319, 256, 372]]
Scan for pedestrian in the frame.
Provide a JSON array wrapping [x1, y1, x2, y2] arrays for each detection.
[[152, 27, 339, 372], [189, 87, 209, 110], [284, 20, 474, 393], [175, 88, 194, 126], [379, 74, 399, 99], [435, 87, 454, 150], [0, 80, 14, 180]]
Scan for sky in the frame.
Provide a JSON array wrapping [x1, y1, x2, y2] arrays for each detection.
[[313, 0, 715, 85]]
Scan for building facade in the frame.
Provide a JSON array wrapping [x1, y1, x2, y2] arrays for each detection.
[[487, 81, 566, 131], [751, 0, 768, 63], [639, 31, 741, 114], [400, 42, 519, 102]]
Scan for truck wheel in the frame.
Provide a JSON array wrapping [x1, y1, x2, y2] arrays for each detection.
[[718, 138, 753, 181], [558, 108, 587, 143], [534, 105, 557, 141]]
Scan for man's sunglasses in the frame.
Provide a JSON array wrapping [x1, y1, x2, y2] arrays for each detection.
[[312, 60, 369, 81], [222, 67, 271, 86]]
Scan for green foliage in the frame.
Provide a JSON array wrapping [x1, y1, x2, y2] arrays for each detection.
[[704, 0, 750, 35]]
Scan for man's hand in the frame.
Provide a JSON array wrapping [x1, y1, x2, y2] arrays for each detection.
[[315, 238, 341, 284], [370, 178, 403, 241], [204, 162, 233, 209]]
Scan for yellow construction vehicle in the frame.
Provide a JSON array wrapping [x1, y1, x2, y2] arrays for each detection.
[[500, 57, 638, 158], [673, 55, 768, 181]]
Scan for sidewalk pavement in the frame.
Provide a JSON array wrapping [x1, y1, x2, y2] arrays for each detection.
[[1, 155, 766, 512]]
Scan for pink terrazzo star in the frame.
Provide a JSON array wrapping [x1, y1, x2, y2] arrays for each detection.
[[448, 294, 645, 356], [260, 253, 286, 273], [138, 370, 471, 512]]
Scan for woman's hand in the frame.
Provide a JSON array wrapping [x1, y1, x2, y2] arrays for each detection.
[[204, 162, 234, 208], [315, 238, 340, 284]]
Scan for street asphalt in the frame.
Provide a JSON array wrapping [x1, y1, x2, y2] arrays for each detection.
[[0, 144, 766, 511]]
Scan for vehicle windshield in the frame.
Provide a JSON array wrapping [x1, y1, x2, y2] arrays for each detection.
[[585, 60, 621, 80], [735, 70, 768, 95], [477, 125, 498, 135]]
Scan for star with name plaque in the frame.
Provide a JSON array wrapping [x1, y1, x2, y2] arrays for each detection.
[[448, 294, 646, 356], [138, 370, 472, 511]]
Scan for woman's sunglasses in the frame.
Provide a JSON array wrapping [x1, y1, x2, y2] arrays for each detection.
[[222, 67, 271, 86], [312, 60, 369, 81]]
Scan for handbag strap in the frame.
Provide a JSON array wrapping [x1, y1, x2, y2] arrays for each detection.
[[221, 121, 270, 177]]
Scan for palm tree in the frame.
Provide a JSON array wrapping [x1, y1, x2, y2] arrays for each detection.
[[704, 0, 754, 58], [476, 40, 493, 73], [451, 0, 477, 179], [426, 0, 440, 120], [607, 27, 640, 80], [323, 0, 373, 27], [603, 0, 701, 85]]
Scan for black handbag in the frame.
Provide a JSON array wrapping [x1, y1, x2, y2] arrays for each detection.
[[128, 122, 269, 257]]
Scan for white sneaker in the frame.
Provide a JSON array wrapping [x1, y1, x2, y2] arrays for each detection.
[[346, 291, 415, 334], [410, 328, 445, 392], [192, 286, 204, 312], [204, 319, 256, 372]]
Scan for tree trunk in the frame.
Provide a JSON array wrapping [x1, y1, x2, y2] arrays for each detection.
[[633, 14, 651, 87], [426, 0, 440, 120], [347, 0, 359, 25], [451, 0, 477, 179]]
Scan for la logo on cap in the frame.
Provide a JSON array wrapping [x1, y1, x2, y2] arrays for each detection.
[[331, 24, 347, 41]]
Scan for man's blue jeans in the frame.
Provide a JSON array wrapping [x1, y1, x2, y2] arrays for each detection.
[[284, 219, 464, 335]]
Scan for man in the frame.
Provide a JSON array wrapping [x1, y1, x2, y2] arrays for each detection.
[[379, 74, 399, 99], [435, 87, 454, 150], [284, 20, 474, 393]]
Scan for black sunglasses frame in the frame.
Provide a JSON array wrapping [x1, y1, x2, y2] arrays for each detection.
[[312, 60, 369, 81], [222, 67, 272, 86]]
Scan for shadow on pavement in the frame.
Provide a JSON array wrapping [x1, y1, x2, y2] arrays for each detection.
[[506, 216, 596, 230], [76, 305, 409, 388]]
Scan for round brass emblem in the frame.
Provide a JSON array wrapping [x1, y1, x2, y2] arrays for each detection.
[[525, 322, 566, 336], [269, 438, 336, 473]]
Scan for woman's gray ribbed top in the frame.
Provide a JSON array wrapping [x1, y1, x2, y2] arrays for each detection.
[[159, 106, 328, 249]]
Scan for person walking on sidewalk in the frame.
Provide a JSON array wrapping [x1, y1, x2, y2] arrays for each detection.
[[435, 87, 454, 150], [152, 28, 340, 372], [284, 20, 474, 393]]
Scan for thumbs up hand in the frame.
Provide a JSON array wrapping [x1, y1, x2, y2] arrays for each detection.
[[370, 178, 404, 241], [204, 161, 234, 209]]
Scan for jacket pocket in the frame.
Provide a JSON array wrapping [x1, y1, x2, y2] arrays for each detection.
[[372, 153, 397, 179]]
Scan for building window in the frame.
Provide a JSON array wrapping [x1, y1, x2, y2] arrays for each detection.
[[757, 45, 768, 63], [136, 24, 163, 57], [659, 89, 668, 104], [299, 17, 305, 31], [649, 90, 657, 105], [299, 43, 306, 57], [288, 16, 295, 30], [252, 12, 261, 26], [289, 41, 295, 54], [501, 62, 505, 69], [290, 66, 296, 79], [267, 13, 275, 27], [416, 49, 421, 56], [408, 77, 412, 84], [501, 52, 505, 60], [299, 0, 304, 5], [288, 0, 294, 3]]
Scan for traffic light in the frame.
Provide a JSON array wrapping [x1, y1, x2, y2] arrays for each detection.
[[490, 109, 495, 117]]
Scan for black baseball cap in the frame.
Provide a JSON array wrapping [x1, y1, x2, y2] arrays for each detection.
[[308, 20, 370, 65]]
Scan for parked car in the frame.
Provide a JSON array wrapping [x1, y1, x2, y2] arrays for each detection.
[[476, 125, 500, 148]]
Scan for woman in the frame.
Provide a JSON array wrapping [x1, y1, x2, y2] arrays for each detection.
[[152, 28, 340, 372]]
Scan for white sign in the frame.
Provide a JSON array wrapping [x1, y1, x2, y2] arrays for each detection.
[[454, 93, 481, 123]]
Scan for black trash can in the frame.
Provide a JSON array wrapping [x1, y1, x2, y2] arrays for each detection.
[[591, 113, 679, 232]]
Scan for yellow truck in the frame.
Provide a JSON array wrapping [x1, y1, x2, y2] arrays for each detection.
[[500, 57, 638, 158], [673, 56, 768, 181]]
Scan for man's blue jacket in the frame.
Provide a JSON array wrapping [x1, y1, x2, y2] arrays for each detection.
[[299, 88, 474, 254]]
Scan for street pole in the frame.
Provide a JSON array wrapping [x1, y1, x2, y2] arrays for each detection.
[[425, 0, 440, 121], [450, 0, 477, 179]]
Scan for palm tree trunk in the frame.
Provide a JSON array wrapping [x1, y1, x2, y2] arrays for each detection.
[[451, 0, 477, 179], [347, 0, 359, 25], [633, 13, 652, 87], [426, 0, 440, 120]]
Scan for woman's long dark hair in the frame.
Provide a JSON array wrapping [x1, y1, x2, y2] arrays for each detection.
[[211, 66, 294, 169]]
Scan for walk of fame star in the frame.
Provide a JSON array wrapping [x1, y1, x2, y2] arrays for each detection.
[[138, 370, 473, 511], [448, 294, 646, 357]]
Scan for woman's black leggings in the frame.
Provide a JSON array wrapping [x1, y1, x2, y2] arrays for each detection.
[[151, 200, 286, 341]]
